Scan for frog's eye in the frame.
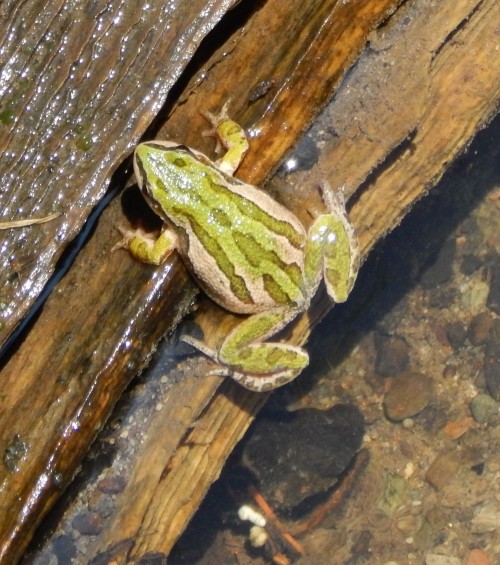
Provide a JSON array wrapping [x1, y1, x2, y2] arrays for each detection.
[[173, 157, 188, 168]]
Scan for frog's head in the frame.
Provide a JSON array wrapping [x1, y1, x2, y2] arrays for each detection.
[[133, 141, 186, 190]]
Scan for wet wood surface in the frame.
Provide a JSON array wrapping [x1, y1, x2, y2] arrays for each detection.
[[0, 0, 498, 562], [0, 0, 238, 347]]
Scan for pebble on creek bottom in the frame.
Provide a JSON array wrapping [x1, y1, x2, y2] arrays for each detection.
[[470, 393, 500, 424], [383, 372, 433, 421]]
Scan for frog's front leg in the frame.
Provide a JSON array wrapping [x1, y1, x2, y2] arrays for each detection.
[[114, 226, 178, 265], [203, 103, 249, 176], [183, 308, 309, 392]]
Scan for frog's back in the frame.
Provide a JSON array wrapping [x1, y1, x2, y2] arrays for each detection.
[[141, 143, 308, 314], [186, 169, 308, 314]]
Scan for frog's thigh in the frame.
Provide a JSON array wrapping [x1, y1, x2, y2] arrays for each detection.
[[218, 308, 309, 380], [129, 228, 177, 265]]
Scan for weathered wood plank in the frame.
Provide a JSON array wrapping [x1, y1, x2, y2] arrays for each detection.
[[0, 0, 240, 561]]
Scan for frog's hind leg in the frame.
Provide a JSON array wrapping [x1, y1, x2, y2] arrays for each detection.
[[183, 308, 309, 392], [226, 348, 309, 392]]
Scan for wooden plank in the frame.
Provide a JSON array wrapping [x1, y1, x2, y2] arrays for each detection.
[[0, 0, 240, 561]]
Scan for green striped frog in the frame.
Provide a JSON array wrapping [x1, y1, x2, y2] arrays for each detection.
[[121, 106, 359, 391]]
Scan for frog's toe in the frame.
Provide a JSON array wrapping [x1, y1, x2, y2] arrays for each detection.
[[201, 100, 231, 129], [111, 225, 135, 252], [111, 226, 151, 252]]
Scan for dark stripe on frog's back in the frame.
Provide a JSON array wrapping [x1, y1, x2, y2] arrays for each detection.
[[172, 203, 304, 308], [198, 169, 305, 306], [205, 172, 304, 251], [179, 207, 256, 307], [231, 231, 303, 300]]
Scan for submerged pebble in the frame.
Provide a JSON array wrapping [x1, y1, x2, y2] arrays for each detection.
[[384, 373, 432, 421], [470, 394, 500, 424]]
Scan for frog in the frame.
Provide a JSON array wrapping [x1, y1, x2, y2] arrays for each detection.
[[118, 105, 359, 392]]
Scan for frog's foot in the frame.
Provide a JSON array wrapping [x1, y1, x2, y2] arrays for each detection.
[[303, 180, 359, 304], [200, 102, 229, 155], [181, 335, 220, 364], [306, 182, 348, 221], [112, 225, 176, 265], [320, 181, 348, 218], [112, 226, 150, 252], [181, 335, 308, 392], [201, 100, 232, 136], [181, 334, 233, 380]]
